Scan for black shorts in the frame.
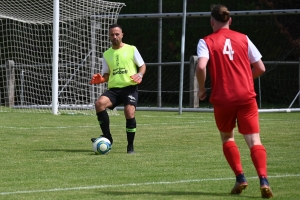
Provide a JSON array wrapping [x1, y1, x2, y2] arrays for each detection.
[[101, 85, 138, 110]]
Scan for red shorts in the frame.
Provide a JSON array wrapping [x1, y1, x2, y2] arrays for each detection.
[[213, 101, 260, 134]]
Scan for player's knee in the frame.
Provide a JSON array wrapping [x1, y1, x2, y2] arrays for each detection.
[[95, 100, 104, 110], [124, 105, 136, 118], [95, 97, 111, 109]]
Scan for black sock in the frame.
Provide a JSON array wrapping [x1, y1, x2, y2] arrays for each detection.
[[126, 118, 136, 146], [97, 110, 113, 144]]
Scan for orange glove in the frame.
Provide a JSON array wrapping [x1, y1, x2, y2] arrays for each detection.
[[130, 73, 143, 84], [90, 73, 105, 84]]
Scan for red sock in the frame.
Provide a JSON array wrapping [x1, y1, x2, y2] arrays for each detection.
[[223, 141, 243, 176], [250, 145, 267, 177]]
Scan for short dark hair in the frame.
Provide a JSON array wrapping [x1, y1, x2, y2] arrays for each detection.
[[211, 4, 230, 23], [109, 23, 122, 30]]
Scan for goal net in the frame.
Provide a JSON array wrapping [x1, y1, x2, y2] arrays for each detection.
[[0, 0, 125, 115]]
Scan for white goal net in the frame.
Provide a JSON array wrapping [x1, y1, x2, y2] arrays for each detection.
[[0, 0, 125, 115]]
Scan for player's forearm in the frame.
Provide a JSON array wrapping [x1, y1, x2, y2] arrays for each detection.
[[138, 64, 146, 76], [103, 73, 109, 82], [251, 60, 266, 79], [196, 67, 206, 90], [196, 57, 208, 90]]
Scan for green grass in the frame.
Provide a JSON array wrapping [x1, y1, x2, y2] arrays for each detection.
[[0, 111, 300, 199]]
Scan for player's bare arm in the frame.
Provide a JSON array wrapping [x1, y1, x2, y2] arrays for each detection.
[[196, 57, 209, 100], [131, 64, 146, 84], [138, 64, 146, 76], [251, 59, 266, 79], [103, 73, 110, 82]]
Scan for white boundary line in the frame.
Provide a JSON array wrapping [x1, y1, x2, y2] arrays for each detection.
[[1, 174, 299, 195]]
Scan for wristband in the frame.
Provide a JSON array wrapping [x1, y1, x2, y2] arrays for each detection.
[[138, 73, 143, 78]]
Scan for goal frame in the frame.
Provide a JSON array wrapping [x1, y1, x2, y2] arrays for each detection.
[[0, 0, 125, 115], [52, 0, 59, 114]]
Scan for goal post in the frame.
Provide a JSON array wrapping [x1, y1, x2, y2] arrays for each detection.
[[52, 0, 59, 115], [0, 0, 125, 115]]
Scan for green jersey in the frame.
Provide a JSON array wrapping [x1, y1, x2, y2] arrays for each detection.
[[103, 44, 139, 88]]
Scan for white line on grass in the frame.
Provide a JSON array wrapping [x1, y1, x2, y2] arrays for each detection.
[[1, 174, 299, 196]]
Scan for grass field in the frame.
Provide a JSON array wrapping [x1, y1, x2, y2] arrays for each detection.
[[0, 110, 299, 199]]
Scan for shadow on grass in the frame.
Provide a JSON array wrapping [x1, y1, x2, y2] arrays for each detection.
[[33, 149, 134, 155], [34, 149, 92, 153]]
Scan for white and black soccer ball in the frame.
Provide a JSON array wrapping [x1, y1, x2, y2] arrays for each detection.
[[92, 137, 111, 155]]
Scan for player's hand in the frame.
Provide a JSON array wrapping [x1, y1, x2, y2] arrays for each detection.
[[130, 73, 143, 84], [90, 73, 105, 84], [198, 88, 207, 100]]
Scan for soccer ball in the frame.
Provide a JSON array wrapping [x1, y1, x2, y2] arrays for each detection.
[[92, 137, 111, 155]]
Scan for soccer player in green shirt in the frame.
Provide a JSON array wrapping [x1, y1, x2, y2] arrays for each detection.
[[90, 24, 146, 154]]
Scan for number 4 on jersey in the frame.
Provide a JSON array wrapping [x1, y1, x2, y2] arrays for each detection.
[[223, 39, 234, 60]]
